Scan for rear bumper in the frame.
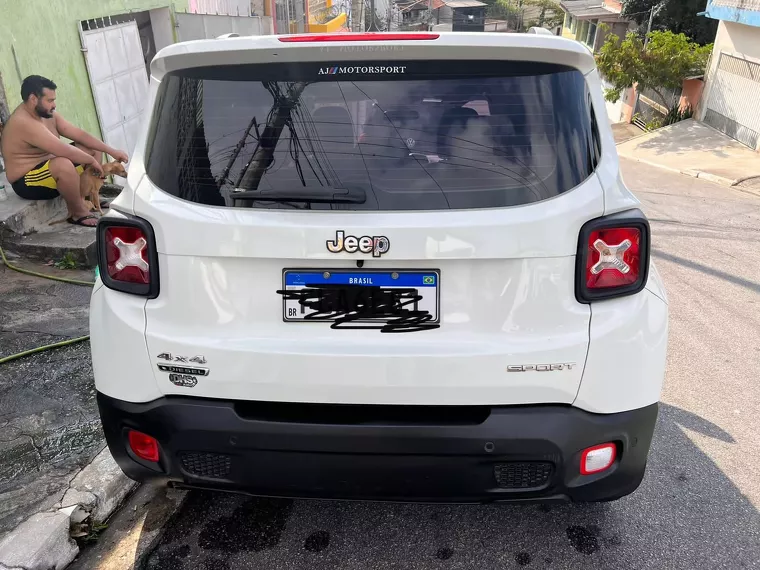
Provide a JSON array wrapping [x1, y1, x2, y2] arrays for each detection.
[[97, 392, 658, 503]]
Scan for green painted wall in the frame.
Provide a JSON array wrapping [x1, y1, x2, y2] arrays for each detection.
[[0, 0, 188, 138]]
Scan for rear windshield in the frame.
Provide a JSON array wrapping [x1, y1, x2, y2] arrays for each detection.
[[145, 60, 599, 211]]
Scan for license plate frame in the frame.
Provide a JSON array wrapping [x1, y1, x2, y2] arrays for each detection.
[[281, 268, 441, 325]]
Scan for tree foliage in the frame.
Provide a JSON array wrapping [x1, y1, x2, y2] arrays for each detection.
[[524, 0, 564, 30], [595, 29, 712, 108], [621, 0, 718, 46], [482, 0, 519, 21], [481, 0, 562, 29]]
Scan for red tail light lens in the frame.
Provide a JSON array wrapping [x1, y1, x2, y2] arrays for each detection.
[[97, 217, 159, 298], [105, 226, 149, 285], [128, 430, 160, 463], [278, 33, 439, 42], [575, 210, 650, 303], [586, 227, 641, 289]]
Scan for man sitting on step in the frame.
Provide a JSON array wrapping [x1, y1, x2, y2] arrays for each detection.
[[0, 75, 128, 227]]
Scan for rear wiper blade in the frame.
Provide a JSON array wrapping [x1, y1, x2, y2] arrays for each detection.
[[230, 187, 366, 204]]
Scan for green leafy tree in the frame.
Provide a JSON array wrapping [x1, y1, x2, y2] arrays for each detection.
[[622, 0, 718, 47], [523, 0, 564, 29], [482, 0, 519, 20], [482, 0, 561, 30], [595, 29, 712, 109]]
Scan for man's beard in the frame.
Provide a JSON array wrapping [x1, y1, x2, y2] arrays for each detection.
[[35, 103, 53, 119]]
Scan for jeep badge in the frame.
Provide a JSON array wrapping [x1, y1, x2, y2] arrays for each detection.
[[326, 230, 390, 257]]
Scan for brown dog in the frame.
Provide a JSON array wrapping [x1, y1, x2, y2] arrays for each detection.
[[80, 160, 127, 214]]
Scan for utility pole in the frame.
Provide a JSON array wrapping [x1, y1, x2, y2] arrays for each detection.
[[517, 0, 524, 33], [428, 0, 433, 30], [351, 0, 365, 31], [644, 1, 661, 47]]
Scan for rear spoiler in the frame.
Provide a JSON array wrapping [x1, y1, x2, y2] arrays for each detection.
[[150, 32, 597, 81]]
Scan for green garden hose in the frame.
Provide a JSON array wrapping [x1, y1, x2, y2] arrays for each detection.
[[0, 335, 91, 364], [1, 244, 95, 363], [0, 244, 96, 286]]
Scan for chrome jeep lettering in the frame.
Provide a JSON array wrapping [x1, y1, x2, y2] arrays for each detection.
[[326, 230, 390, 257]]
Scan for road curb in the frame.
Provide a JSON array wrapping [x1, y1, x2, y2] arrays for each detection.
[[66, 484, 189, 570], [617, 154, 738, 186], [617, 153, 760, 198], [0, 447, 137, 570]]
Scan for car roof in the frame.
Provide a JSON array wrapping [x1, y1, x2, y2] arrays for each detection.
[[150, 32, 597, 81]]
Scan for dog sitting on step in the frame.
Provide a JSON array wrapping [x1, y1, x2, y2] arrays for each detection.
[[80, 160, 127, 214]]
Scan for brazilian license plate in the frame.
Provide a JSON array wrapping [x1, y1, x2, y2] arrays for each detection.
[[281, 269, 440, 325]]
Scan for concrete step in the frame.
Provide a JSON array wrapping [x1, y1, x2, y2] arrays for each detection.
[[2, 224, 97, 268], [0, 171, 123, 238], [0, 172, 125, 268], [0, 172, 70, 237]]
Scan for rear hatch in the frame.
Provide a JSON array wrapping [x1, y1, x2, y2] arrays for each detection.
[[134, 34, 604, 405]]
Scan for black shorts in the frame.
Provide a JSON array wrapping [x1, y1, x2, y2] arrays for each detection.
[[10, 145, 86, 200]]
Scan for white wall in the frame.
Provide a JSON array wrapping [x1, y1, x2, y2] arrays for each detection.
[[149, 7, 174, 52], [175, 12, 274, 40], [699, 20, 760, 121], [189, 0, 252, 16], [600, 78, 624, 124]]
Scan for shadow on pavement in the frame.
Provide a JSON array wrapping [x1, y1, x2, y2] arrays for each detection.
[[615, 120, 760, 181], [127, 403, 759, 570], [627, 120, 739, 158], [652, 249, 760, 294]]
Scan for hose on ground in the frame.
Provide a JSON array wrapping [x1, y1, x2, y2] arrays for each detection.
[[0, 335, 91, 365], [0, 244, 96, 286], [0, 244, 94, 363]]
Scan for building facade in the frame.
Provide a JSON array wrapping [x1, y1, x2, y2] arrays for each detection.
[[559, 0, 631, 53], [0, 0, 275, 159], [698, 0, 760, 150], [558, 0, 634, 123]]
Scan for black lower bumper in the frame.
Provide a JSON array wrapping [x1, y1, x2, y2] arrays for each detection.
[[97, 392, 658, 503]]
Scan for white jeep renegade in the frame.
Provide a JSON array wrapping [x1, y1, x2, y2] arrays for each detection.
[[90, 31, 669, 503]]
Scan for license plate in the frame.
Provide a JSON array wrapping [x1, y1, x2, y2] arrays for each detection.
[[281, 269, 440, 325]]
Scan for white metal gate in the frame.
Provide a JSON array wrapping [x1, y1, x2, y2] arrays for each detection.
[[703, 52, 760, 150], [79, 20, 150, 161]]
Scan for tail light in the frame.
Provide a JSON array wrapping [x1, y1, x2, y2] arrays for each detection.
[[97, 216, 159, 298], [576, 209, 650, 303], [278, 33, 439, 42], [128, 429, 160, 463]]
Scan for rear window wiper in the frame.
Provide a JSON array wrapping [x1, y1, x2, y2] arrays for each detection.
[[230, 187, 366, 204]]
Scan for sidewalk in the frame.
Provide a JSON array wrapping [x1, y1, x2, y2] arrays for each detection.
[[0, 255, 137, 569], [0, 258, 101, 535], [615, 119, 760, 193]]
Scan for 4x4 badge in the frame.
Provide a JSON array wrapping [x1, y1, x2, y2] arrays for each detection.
[[326, 230, 390, 257], [157, 353, 207, 364]]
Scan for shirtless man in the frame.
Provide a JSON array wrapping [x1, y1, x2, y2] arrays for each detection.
[[0, 75, 128, 227]]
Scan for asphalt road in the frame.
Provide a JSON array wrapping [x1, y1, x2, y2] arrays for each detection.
[[141, 159, 760, 570], [0, 262, 102, 533]]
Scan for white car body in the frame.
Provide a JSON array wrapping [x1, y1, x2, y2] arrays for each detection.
[[90, 32, 668, 503]]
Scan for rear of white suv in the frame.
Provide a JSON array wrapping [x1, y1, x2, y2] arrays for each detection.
[[90, 32, 669, 503]]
